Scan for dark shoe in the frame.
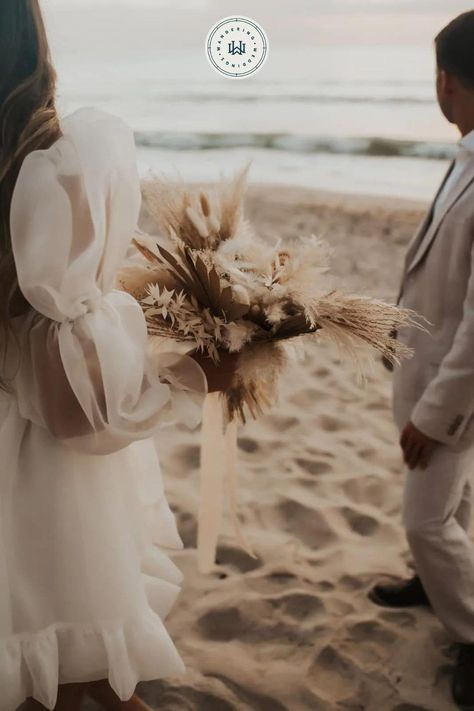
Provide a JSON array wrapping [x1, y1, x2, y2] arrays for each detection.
[[368, 575, 431, 608], [453, 644, 474, 710]]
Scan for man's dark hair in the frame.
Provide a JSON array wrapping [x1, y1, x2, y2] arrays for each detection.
[[436, 11, 474, 88]]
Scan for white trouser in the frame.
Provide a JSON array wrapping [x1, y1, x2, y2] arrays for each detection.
[[394, 395, 474, 642]]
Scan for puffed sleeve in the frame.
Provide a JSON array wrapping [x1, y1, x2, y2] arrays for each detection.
[[9, 107, 206, 454]]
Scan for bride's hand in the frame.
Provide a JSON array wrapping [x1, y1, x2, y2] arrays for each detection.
[[190, 350, 239, 393]]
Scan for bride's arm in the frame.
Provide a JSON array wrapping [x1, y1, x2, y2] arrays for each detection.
[[9, 310, 96, 440], [9, 298, 210, 453]]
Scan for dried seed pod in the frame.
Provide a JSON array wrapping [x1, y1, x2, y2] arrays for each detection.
[[200, 192, 211, 217]]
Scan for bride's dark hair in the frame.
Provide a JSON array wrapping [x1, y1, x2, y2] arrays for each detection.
[[0, 0, 61, 391]]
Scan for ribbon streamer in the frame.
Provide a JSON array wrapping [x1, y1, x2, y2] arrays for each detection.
[[197, 392, 257, 573]]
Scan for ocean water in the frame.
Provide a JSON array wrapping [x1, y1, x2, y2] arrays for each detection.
[[48, 6, 456, 201]]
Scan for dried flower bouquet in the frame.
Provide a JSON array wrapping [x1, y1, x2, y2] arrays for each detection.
[[119, 170, 415, 423]]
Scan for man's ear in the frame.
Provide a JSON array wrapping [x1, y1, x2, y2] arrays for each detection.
[[440, 69, 457, 96], [437, 69, 449, 93]]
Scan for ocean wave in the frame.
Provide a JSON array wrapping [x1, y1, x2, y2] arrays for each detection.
[[134, 132, 456, 160], [148, 93, 434, 105]]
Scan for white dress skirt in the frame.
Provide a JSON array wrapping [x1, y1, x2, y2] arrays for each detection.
[[0, 107, 206, 710]]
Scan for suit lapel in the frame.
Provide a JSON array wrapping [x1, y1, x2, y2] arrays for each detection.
[[407, 159, 474, 274], [402, 208, 435, 276], [402, 161, 454, 274], [396, 161, 454, 303]]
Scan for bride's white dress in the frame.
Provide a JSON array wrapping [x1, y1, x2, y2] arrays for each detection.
[[0, 107, 205, 710]]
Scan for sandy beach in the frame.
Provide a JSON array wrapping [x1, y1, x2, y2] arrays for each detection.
[[90, 185, 458, 710]]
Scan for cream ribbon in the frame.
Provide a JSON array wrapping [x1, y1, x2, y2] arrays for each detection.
[[197, 392, 257, 573]]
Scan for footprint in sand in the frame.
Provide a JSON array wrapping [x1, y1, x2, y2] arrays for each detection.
[[319, 414, 343, 432], [310, 645, 356, 696], [216, 544, 262, 573], [348, 619, 397, 645], [380, 611, 417, 628], [312, 365, 331, 378], [288, 387, 326, 409], [268, 569, 298, 585], [342, 475, 388, 509], [341, 506, 380, 536], [316, 580, 335, 592], [198, 600, 315, 647], [339, 574, 366, 591], [206, 674, 289, 711], [237, 436, 260, 453], [268, 591, 325, 621], [277, 499, 336, 547], [358, 446, 377, 458], [264, 414, 299, 431], [365, 398, 388, 412], [296, 457, 333, 476], [197, 606, 247, 641], [137, 681, 236, 711]]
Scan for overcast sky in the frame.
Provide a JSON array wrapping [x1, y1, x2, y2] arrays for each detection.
[[41, 0, 474, 56], [42, 0, 473, 9]]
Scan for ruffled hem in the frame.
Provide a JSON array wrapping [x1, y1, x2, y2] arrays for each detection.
[[0, 609, 185, 710], [0, 445, 186, 711]]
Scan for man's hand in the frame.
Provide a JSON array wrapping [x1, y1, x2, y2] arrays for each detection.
[[400, 421, 438, 470]]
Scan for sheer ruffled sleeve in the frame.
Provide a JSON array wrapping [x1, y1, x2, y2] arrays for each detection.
[[8, 107, 206, 454]]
